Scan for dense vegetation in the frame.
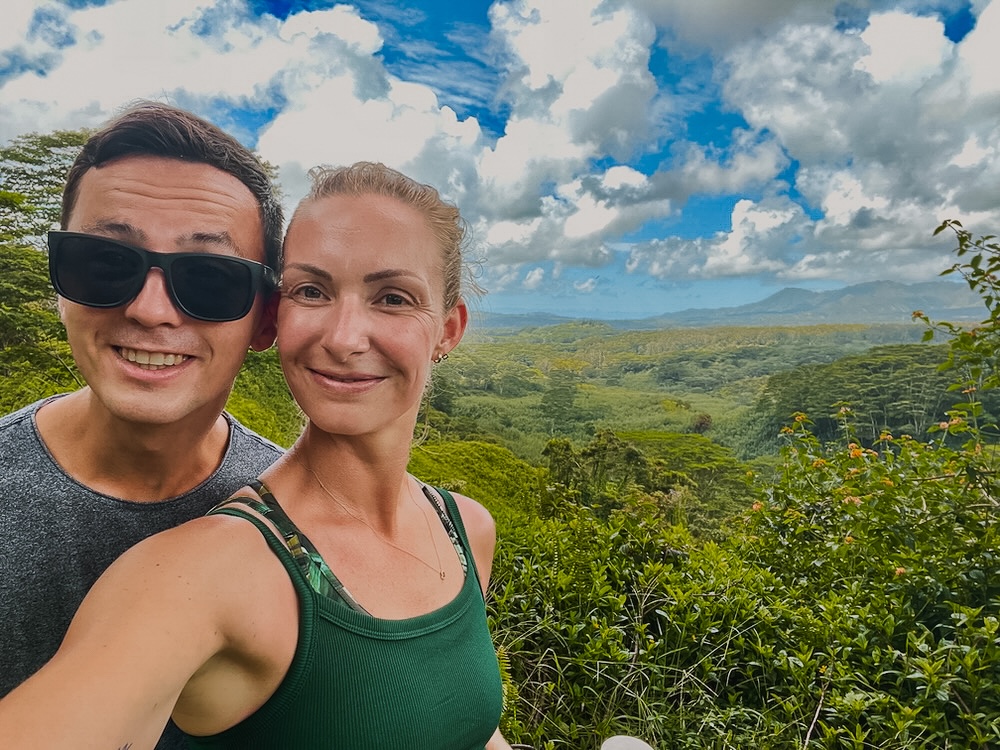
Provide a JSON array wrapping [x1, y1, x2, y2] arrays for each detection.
[[2, 130, 997, 747]]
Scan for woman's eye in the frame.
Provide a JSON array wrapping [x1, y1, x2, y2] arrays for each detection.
[[286, 283, 325, 300], [382, 293, 407, 306]]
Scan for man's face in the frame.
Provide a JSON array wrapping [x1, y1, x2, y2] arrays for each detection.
[[59, 155, 276, 429]]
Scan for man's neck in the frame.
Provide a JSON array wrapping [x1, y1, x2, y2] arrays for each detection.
[[35, 389, 231, 502]]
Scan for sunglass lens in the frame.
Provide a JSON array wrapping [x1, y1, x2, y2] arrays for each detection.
[[171, 256, 255, 321], [57, 236, 145, 306]]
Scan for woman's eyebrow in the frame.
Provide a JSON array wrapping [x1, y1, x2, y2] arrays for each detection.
[[284, 262, 333, 281], [364, 269, 418, 283]]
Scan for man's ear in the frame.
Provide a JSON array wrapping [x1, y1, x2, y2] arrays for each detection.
[[249, 292, 279, 352]]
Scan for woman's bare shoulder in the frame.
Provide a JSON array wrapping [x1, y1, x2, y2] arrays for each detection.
[[448, 491, 497, 537]]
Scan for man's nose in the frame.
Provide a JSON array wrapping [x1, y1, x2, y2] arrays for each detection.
[[122, 269, 185, 326]]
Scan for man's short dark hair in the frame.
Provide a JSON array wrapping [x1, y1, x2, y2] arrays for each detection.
[[61, 100, 283, 271]]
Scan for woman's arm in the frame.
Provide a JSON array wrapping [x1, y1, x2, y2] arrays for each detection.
[[452, 493, 498, 597], [0, 517, 264, 749], [453, 495, 516, 750], [486, 726, 516, 750]]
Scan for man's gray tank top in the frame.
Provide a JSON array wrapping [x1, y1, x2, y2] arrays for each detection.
[[0, 396, 283, 749]]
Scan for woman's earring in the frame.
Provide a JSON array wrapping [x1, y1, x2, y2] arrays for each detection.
[[433, 352, 449, 364]]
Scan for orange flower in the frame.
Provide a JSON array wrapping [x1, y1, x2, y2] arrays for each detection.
[[751, 501, 764, 512], [894, 567, 906, 576]]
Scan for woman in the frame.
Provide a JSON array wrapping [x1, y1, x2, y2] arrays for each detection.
[[0, 163, 512, 750]]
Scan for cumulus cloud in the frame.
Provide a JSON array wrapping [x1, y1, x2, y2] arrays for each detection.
[[627, 197, 811, 280], [523, 267, 545, 289], [2, 0, 1000, 312]]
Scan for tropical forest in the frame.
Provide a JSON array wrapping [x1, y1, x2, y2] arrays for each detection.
[[2, 130, 999, 748]]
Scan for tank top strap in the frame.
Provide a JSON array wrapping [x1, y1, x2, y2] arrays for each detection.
[[209, 480, 367, 613], [427, 487, 482, 595]]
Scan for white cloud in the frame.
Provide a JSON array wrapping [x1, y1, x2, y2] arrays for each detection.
[[957, 0, 1000, 97], [950, 137, 994, 168], [0, 1, 45, 50], [573, 277, 598, 293], [856, 12, 950, 85], [603, 166, 646, 190], [4, 0, 1000, 312], [523, 267, 545, 289], [633, 0, 846, 52], [628, 197, 810, 280]]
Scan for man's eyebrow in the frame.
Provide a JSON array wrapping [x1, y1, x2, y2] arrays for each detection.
[[77, 223, 239, 253], [79, 220, 147, 243], [186, 231, 239, 251]]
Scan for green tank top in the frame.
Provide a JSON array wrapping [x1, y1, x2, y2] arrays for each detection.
[[186, 483, 503, 749]]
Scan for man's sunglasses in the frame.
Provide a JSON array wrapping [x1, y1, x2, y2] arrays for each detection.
[[47, 231, 278, 323]]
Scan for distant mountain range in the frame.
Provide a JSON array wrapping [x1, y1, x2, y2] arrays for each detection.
[[477, 280, 984, 330]]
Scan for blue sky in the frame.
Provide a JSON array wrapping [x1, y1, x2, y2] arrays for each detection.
[[2, 0, 998, 319]]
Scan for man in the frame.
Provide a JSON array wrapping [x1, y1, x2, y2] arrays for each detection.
[[0, 102, 284, 749]]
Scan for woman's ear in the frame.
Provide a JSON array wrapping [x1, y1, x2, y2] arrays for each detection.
[[437, 299, 469, 358]]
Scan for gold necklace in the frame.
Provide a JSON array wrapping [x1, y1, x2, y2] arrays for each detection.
[[304, 463, 446, 580]]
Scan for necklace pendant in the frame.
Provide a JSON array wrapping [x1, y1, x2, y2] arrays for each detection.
[[440, 570, 446, 580]]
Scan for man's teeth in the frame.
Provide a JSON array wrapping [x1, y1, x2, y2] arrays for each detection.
[[120, 348, 189, 371]]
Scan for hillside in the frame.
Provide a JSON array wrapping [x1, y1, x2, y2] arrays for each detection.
[[477, 279, 982, 330]]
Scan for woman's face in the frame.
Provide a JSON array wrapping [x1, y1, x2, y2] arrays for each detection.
[[277, 192, 466, 438]]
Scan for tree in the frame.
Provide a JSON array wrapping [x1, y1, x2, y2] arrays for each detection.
[[539, 368, 584, 435], [0, 129, 92, 411], [0, 129, 91, 239]]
